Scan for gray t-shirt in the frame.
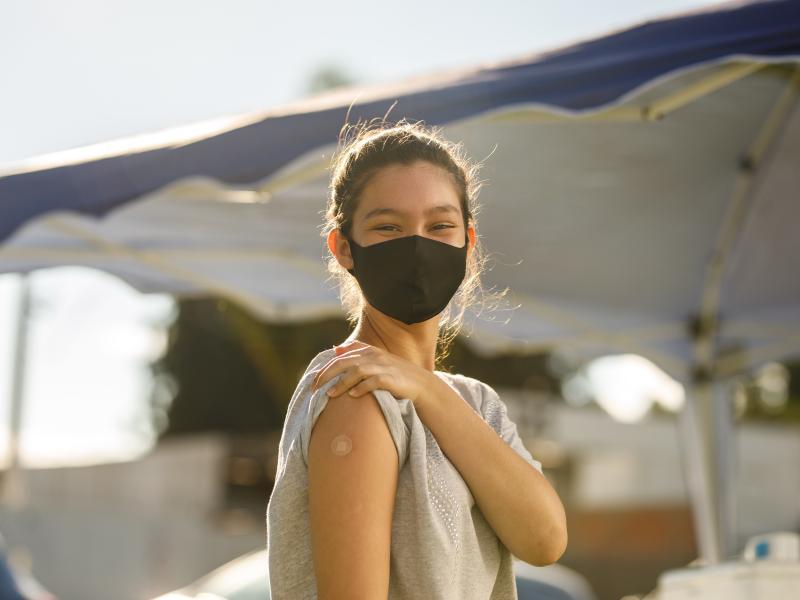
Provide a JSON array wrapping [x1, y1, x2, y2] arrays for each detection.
[[266, 347, 544, 599]]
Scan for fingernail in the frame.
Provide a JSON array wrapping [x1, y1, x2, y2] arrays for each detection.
[[326, 388, 335, 396]]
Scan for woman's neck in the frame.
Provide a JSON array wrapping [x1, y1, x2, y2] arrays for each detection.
[[347, 307, 439, 372]]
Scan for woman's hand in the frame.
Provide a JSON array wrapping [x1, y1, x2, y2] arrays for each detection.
[[311, 340, 437, 405]]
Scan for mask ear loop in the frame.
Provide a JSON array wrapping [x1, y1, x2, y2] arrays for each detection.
[[343, 230, 357, 276]]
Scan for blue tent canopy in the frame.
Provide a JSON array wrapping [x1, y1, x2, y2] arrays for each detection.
[[1, 0, 798, 244]]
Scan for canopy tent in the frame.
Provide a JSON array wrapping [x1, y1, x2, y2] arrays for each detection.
[[1, 0, 799, 567], [2, 0, 798, 243]]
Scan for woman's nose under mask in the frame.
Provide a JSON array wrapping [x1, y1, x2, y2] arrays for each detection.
[[346, 233, 468, 325]]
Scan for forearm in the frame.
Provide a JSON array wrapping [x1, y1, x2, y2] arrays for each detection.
[[414, 377, 567, 565]]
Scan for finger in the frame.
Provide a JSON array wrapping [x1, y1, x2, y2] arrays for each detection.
[[313, 351, 364, 387], [335, 340, 373, 356], [347, 374, 392, 398], [326, 363, 379, 397], [314, 354, 366, 390], [313, 343, 366, 388], [332, 346, 379, 368], [312, 356, 339, 389], [318, 345, 391, 391], [313, 342, 376, 389]]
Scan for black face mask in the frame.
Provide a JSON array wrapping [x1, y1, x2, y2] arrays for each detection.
[[346, 233, 469, 325]]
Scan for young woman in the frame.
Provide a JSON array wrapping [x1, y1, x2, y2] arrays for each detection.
[[266, 120, 567, 599]]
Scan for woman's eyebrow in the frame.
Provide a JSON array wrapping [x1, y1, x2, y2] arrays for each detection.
[[425, 205, 460, 216], [363, 205, 459, 220], [363, 207, 399, 220]]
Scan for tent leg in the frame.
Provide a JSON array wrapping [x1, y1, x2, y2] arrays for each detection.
[[713, 378, 738, 560], [2, 273, 30, 509], [678, 378, 738, 564]]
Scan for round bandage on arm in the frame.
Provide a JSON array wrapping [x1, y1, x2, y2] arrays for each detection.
[[330, 434, 353, 456]]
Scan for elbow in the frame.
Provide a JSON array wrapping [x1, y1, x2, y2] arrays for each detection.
[[522, 521, 568, 567], [545, 524, 569, 565]]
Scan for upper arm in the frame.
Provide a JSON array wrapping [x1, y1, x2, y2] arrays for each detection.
[[308, 390, 398, 600]]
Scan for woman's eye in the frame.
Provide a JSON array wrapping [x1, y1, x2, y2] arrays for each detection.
[[374, 224, 454, 231]]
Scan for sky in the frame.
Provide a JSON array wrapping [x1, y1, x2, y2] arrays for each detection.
[[0, 270, 175, 468], [0, 0, 730, 164], [0, 0, 726, 467]]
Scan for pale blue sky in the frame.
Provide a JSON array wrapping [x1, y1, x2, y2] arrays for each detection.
[[1, 0, 725, 465], [1, 0, 729, 164]]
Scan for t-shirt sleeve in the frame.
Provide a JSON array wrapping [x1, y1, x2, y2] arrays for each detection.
[[299, 371, 410, 471], [479, 381, 544, 474]]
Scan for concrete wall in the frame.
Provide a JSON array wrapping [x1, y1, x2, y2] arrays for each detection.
[[0, 434, 264, 600]]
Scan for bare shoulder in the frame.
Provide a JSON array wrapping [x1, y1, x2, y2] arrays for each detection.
[[309, 389, 399, 467], [308, 391, 398, 598]]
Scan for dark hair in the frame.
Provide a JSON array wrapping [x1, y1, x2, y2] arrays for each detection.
[[322, 117, 506, 368]]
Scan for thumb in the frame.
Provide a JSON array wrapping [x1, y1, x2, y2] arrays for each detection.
[[335, 340, 368, 355]]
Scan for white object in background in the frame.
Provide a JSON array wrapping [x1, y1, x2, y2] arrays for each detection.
[[656, 531, 800, 600], [743, 531, 800, 562]]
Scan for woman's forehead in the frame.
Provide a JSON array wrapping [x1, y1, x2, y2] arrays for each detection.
[[354, 162, 461, 219]]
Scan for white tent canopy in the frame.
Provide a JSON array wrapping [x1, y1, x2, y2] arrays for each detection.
[[3, 58, 798, 384]]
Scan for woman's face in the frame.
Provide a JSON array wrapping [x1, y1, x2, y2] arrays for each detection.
[[348, 160, 472, 249]]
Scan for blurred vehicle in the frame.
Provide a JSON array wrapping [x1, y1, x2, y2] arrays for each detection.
[[0, 553, 25, 600], [151, 550, 267, 600], [12, 572, 57, 600], [515, 560, 597, 600], [151, 549, 594, 600], [0, 531, 56, 600]]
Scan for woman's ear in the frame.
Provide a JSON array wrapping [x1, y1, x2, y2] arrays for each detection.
[[466, 224, 477, 256], [327, 229, 354, 270]]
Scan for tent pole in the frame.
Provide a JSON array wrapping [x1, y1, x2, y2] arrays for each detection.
[[713, 378, 738, 559], [678, 378, 722, 564], [2, 273, 31, 508], [678, 374, 738, 564], [677, 65, 800, 566]]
